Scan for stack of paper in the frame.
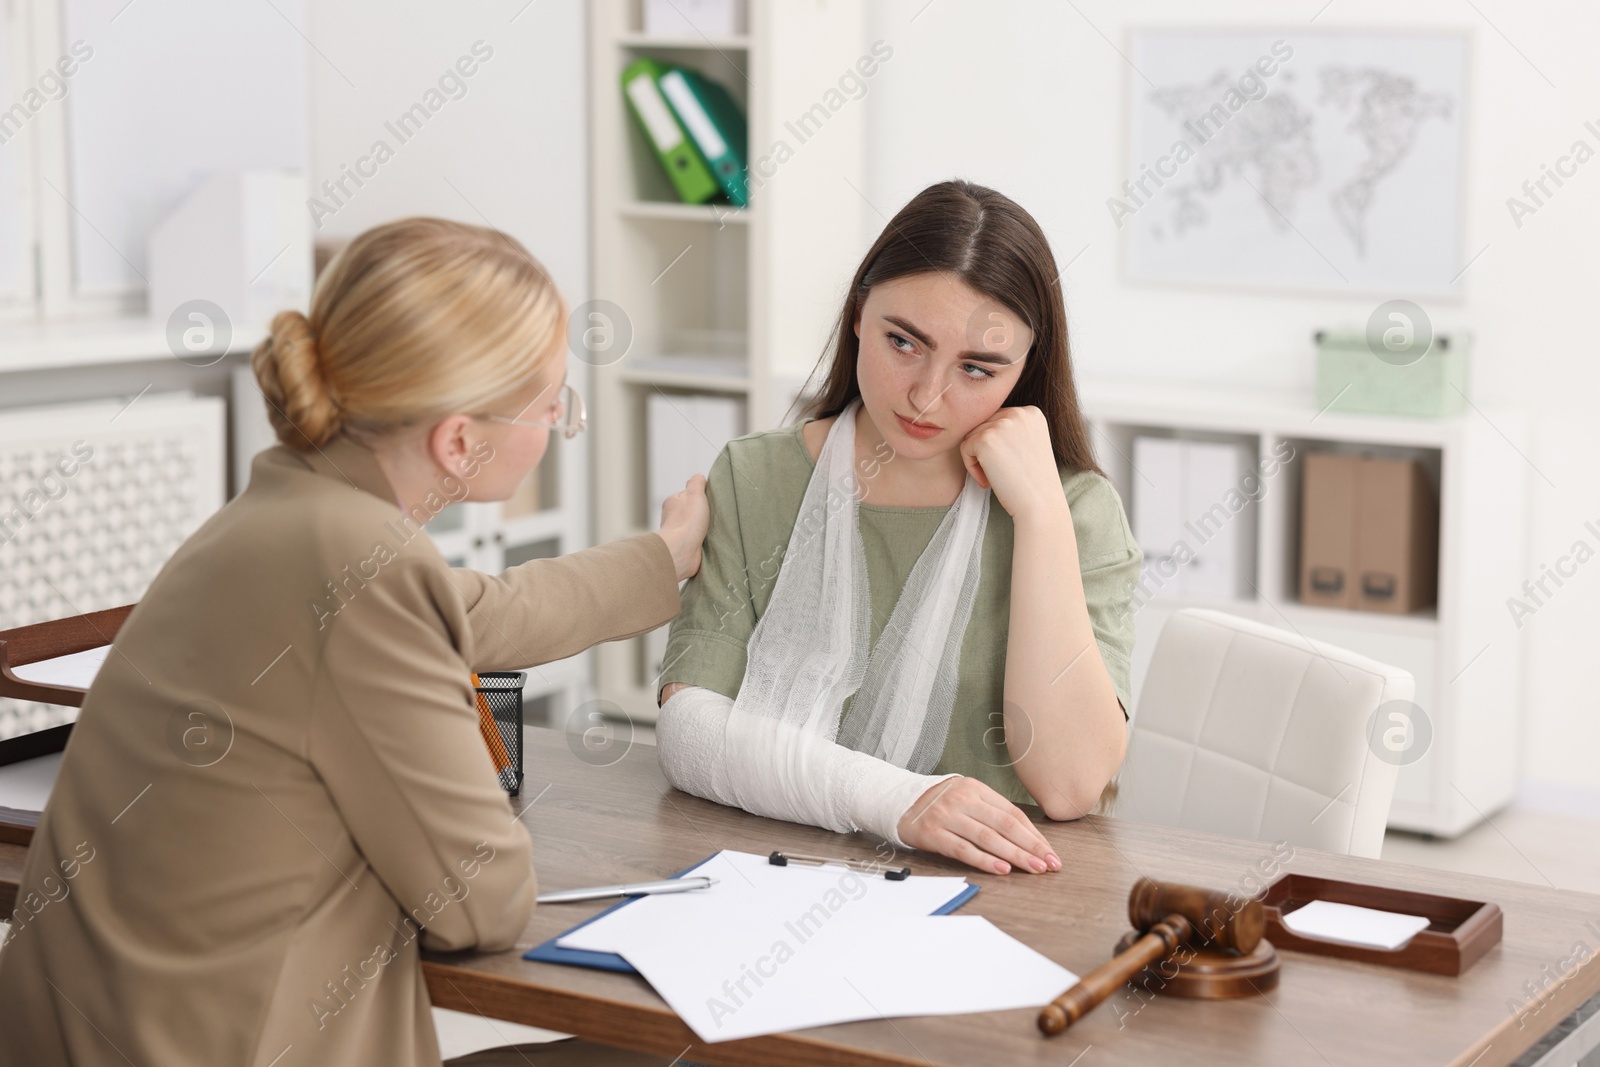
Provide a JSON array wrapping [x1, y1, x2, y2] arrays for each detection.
[[9, 645, 109, 689], [0, 752, 61, 813], [557, 851, 1077, 1043]]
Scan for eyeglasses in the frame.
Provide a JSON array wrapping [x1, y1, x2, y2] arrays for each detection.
[[480, 382, 586, 439]]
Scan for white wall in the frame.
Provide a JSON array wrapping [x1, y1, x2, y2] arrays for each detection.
[[301, 0, 592, 558], [862, 0, 1600, 793], [303, 1, 588, 302]]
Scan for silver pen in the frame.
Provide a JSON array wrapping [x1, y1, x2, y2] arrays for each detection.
[[535, 875, 718, 904]]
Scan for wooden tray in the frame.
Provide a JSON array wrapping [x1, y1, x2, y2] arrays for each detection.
[[1262, 873, 1502, 976]]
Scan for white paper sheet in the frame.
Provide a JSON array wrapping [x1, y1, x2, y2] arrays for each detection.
[[617, 912, 1077, 1043], [0, 753, 62, 813], [9, 646, 109, 689], [1280, 899, 1432, 950], [556, 850, 970, 955]]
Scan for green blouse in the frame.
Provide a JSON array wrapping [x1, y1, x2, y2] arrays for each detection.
[[659, 420, 1143, 808]]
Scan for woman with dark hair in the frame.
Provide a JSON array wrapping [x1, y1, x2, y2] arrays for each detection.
[[655, 181, 1141, 876]]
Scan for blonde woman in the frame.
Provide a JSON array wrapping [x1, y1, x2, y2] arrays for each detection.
[[0, 219, 705, 1067]]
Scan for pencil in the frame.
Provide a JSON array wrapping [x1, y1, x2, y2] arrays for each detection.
[[471, 673, 514, 772]]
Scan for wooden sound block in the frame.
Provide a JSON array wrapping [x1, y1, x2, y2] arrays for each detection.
[[1112, 930, 1280, 999]]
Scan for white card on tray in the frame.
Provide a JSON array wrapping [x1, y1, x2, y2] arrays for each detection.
[[1280, 899, 1431, 950]]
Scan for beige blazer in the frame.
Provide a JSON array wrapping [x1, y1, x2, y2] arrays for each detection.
[[0, 434, 681, 1067]]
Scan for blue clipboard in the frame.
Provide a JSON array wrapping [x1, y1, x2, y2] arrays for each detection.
[[524, 853, 982, 975]]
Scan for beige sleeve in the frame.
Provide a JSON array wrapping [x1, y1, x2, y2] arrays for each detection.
[[448, 532, 683, 672], [308, 558, 540, 954]]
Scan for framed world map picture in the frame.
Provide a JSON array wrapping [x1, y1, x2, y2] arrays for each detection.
[[1118, 29, 1469, 296]]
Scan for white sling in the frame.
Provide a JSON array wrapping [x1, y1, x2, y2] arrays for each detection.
[[657, 400, 990, 845]]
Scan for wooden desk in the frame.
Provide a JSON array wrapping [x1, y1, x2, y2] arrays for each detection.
[[420, 729, 1600, 1066], [5, 728, 1599, 1065]]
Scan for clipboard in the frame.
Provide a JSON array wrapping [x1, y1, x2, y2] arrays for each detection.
[[525, 852, 982, 974]]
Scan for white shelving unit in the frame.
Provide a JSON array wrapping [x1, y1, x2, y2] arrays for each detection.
[[587, 0, 868, 726], [1082, 381, 1529, 838]]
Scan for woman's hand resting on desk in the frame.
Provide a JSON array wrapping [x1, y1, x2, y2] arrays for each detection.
[[656, 474, 710, 582], [897, 776, 1062, 876]]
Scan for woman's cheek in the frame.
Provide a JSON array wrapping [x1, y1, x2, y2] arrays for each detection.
[[520, 430, 551, 472], [968, 390, 1011, 432], [855, 346, 888, 397], [868, 347, 919, 410]]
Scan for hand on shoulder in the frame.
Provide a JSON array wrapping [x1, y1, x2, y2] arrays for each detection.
[[656, 474, 709, 581]]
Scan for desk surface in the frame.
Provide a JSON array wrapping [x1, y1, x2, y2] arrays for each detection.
[[4, 728, 1598, 1066]]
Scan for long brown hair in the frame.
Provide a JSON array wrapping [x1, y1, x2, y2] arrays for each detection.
[[801, 180, 1101, 476]]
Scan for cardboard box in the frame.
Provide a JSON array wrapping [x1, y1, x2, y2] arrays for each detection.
[[1300, 453, 1358, 608], [1300, 453, 1438, 614], [1353, 456, 1439, 613]]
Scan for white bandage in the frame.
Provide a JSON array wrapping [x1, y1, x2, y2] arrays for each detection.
[[657, 400, 982, 849], [657, 685, 959, 849]]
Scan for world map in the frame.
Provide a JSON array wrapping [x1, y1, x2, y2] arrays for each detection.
[[1125, 31, 1466, 292], [1146, 65, 1454, 259]]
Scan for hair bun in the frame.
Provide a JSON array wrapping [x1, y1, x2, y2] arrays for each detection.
[[251, 309, 342, 451], [251, 218, 565, 450]]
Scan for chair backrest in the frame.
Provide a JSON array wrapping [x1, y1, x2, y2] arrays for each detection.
[[1115, 608, 1414, 858], [0, 604, 134, 707]]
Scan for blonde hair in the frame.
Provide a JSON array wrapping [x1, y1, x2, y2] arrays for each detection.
[[252, 217, 565, 451]]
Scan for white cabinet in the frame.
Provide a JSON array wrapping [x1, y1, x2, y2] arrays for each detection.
[[1086, 381, 1528, 838]]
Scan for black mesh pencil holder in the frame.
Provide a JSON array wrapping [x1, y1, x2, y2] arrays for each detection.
[[474, 671, 526, 795]]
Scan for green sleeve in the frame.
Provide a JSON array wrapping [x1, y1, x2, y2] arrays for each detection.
[[1064, 471, 1143, 719], [658, 446, 756, 703]]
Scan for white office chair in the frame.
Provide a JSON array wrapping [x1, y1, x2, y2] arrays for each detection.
[[1114, 608, 1414, 858]]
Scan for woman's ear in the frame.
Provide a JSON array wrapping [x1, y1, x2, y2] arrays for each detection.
[[427, 415, 483, 478]]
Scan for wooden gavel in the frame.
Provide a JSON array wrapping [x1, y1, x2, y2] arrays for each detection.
[[1038, 877, 1267, 1035]]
